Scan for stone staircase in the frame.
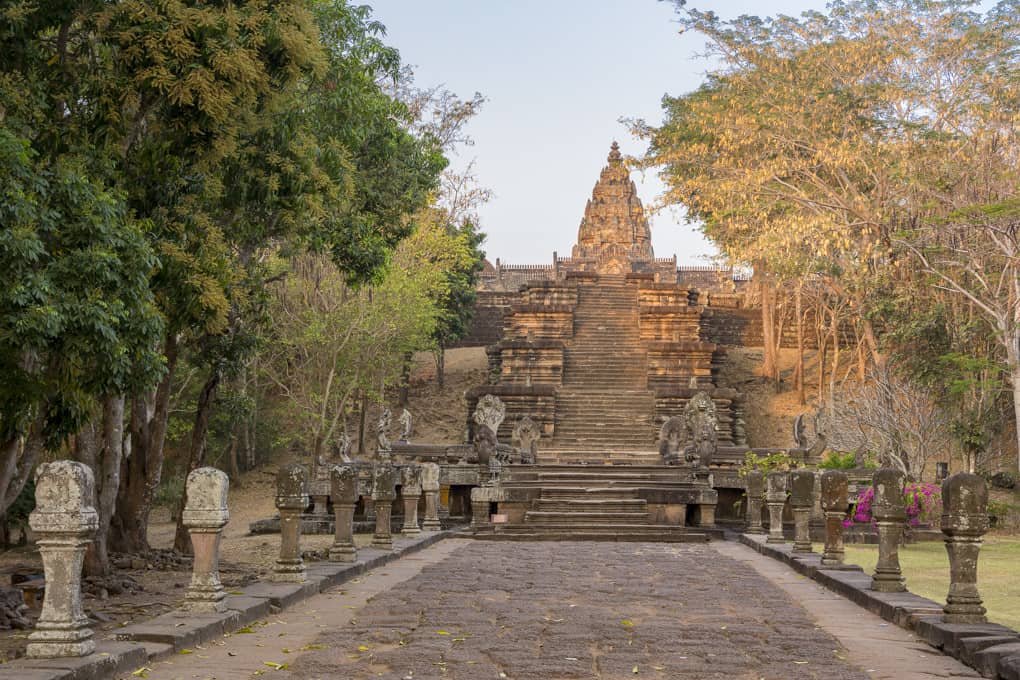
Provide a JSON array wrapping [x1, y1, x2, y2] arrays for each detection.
[[549, 279, 657, 457], [475, 466, 715, 542]]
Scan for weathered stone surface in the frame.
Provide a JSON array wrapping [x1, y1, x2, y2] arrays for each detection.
[[329, 465, 358, 562], [371, 463, 398, 550], [279, 542, 870, 680], [765, 472, 788, 544], [421, 463, 442, 532], [511, 416, 540, 464], [789, 469, 815, 553], [871, 468, 907, 593], [376, 408, 392, 458], [658, 416, 684, 465], [26, 461, 99, 659], [272, 463, 308, 583], [820, 470, 849, 567], [401, 464, 422, 535], [398, 408, 412, 442], [941, 472, 988, 624], [682, 391, 717, 468], [744, 470, 765, 534], [182, 467, 229, 613]]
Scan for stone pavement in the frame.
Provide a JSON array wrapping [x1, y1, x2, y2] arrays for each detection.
[[114, 539, 986, 680]]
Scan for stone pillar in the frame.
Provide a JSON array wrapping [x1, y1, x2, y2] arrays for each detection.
[[871, 467, 907, 592], [421, 463, 442, 531], [401, 464, 422, 535], [329, 464, 358, 562], [941, 473, 989, 624], [470, 486, 492, 529], [181, 467, 229, 612], [820, 470, 849, 567], [765, 471, 788, 544], [26, 461, 99, 659], [745, 470, 765, 534], [789, 469, 815, 553], [371, 463, 397, 550], [272, 463, 308, 583]]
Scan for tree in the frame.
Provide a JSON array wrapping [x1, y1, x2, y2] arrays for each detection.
[[904, 205, 1020, 471], [635, 0, 1020, 373]]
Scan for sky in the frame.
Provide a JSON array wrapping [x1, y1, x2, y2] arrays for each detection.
[[367, 0, 827, 266]]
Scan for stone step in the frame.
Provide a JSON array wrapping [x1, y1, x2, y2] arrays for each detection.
[[525, 510, 651, 524], [472, 524, 715, 543], [535, 499, 647, 512], [538, 487, 643, 500]]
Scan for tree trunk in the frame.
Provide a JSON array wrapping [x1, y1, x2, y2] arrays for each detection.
[[83, 395, 125, 577], [0, 418, 42, 516], [759, 274, 779, 383], [173, 370, 221, 554], [110, 335, 179, 555], [226, 429, 241, 483], [1009, 348, 1020, 476], [357, 389, 367, 455], [398, 352, 412, 407], [794, 284, 805, 404], [435, 347, 446, 389]]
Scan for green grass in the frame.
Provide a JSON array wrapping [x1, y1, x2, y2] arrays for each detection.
[[842, 535, 1020, 631]]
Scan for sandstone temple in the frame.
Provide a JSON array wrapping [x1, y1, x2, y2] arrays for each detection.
[[258, 143, 825, 543], [451, 142, 793, 540]]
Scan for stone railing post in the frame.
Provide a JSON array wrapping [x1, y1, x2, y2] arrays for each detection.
[[871, 467, 906, 592], [471, 487, 492, 529], [744, 470, 765, 534], [820, 470, 848, 567], [789, 469, 815, 552], [272, 463, 308, 583], [26, 461, 99, 659], [765, 471, 788, 544], [371, 463, 397, 550], [329, 464, 358, 562], [421, 463, 442, 531], [401, 464, 422, 535], [941, 473, 988, 624], [182, 467, 229, 612]]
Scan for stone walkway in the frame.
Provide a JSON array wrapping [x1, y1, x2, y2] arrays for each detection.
[[128, 539, 984, 680], [280, 541, 869, 679]]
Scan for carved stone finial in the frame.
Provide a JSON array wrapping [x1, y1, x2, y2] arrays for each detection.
[[473, 394, 506, 434], [608, 140, 622, 163]]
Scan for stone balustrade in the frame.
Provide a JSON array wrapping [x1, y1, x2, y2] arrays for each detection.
[[329, 464, 359, 562], [819, 470, 848, 567], [871, 467, 907, 592], [371, 463, 398, 550], [765, 472, 788, 544], [26, 461, 99, 659], [789, 469, 815, 553], [181, 467, 230, 612], [941, 472, 988, 624], [272, 463, 309, 583], [744, 470, 765, 534]]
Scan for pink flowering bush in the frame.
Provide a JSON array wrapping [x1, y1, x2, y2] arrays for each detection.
[[843, 482, 942, 527]]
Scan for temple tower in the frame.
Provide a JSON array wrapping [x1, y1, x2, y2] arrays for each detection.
[[572, 142, 655, 274]]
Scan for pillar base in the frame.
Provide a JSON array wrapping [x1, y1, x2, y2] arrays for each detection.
[[371, 536, 393, 551], [871, 571, 906, 592], [422, 519, 442, 532], [271, 559, 306, 583], [329, 543, 357, 562], [402, 526, 422, 536], [26, 626, 95, 659]]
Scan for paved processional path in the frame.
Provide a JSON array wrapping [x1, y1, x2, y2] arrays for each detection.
[[132, 539, 979, 680]]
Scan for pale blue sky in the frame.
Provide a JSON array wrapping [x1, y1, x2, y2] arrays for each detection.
[[367, 0, 827, 265]]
